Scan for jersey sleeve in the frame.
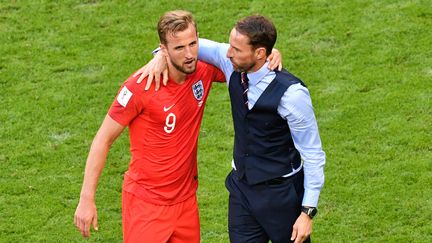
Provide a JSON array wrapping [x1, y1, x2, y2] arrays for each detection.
[[108, 77, 146, 126]]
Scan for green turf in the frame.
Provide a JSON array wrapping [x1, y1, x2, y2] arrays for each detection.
[[1, 0, 431, 242]]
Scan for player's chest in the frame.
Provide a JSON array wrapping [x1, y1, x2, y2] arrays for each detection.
[[144, 79, 208, 132]]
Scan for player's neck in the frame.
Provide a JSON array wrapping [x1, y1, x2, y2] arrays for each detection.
[[168, 65, 187, 84]]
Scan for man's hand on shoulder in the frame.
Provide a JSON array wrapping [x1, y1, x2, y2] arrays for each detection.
[[267, 48, 283, 71], [133, 51, 169, 91]]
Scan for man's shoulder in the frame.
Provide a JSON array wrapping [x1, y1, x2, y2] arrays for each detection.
[[275, 69, 307, 88]]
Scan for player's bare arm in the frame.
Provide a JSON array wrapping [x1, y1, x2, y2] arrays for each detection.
[[74, 115, 125, 238]]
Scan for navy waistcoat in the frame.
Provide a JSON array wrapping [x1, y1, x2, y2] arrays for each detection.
[[228, 69, 305, 185]]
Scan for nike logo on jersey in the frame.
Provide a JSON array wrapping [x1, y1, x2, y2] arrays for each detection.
[[163, 104, 175, 112]]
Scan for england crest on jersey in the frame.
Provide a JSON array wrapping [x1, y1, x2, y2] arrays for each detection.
[[192, 80, 204, 101]]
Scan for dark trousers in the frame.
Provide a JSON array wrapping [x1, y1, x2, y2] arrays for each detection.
[[225, 169, 310, 243]]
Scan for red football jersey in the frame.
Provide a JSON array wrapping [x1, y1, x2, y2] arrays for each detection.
[[108, 61, 225, 205]]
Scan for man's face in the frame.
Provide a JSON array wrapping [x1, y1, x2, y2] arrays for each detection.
[[226, 28, 256, 73], [161, 24, 198, 74]]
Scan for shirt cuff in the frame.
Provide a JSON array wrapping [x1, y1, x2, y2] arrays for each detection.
[[152, 47, 161, 55], [302, 189, 320, 207]]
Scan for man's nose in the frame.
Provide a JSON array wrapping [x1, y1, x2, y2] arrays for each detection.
[[226, 47, 233, 58]]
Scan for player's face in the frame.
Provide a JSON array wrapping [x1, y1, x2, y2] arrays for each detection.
[[226, 28, 257, 73], [162, 25, 198, 74]]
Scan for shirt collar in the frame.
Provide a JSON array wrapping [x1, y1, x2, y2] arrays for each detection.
[[246, 61, 272, 86]]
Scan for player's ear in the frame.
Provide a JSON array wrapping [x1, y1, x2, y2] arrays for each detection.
[[160, 43, 168, 56]]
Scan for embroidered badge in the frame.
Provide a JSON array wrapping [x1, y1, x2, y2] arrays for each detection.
[[192, 80, 204, 101]]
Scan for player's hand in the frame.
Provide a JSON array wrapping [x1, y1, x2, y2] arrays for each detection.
[[291, 213, 313, 243], [267, 48, 283, 71], [74, 197, 99, 238], [133, 51, 168, 91]]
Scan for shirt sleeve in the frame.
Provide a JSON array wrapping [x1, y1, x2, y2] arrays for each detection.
[[198, 38, 233, 84], [278, 83, 326, 207], [108, 81, 144, 126]]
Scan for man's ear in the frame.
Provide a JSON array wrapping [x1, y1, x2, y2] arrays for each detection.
[[255, 47, 267, 60]]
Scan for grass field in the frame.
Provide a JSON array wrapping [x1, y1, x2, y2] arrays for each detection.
[[1, 0, 431, 242]]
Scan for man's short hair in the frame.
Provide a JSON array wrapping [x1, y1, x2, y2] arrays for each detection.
[[158, 10, 197, 45], [235, 15, 277, 56]]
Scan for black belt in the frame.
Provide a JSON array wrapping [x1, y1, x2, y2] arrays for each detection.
[[255, 168, 302, 186], [264, 176, 291, 185], [231, 167, 302, 186]]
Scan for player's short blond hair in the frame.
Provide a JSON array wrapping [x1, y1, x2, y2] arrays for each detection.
[[158, 10, 197, 45]]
